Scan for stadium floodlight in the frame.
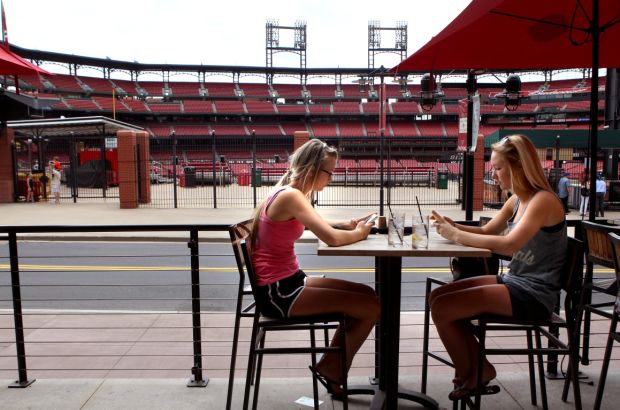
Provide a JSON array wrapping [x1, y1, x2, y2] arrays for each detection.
[[420, 73, 444, 111]]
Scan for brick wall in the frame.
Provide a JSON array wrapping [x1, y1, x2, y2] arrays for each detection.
[[473, 134, 485, 211], [293, 131, 309, 152], [117, 130, 138, 208], [0, 127, 14, 203]]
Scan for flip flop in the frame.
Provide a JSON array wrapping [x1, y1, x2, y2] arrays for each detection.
[[448, 384, 500, 401], [308, 365, 345, 400]]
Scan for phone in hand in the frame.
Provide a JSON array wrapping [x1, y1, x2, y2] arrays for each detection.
[[365, 213, 378, 224]]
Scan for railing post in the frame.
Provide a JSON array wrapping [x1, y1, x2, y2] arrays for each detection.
[[187, 228, 208, 387], [8, 230, 35, 388], [211, 131, 217, 209]]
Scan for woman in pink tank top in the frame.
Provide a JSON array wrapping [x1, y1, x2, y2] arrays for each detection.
[[249, 139, 381, 398]]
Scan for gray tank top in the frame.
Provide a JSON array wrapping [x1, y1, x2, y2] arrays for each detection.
[[502, 194, 567, 313]]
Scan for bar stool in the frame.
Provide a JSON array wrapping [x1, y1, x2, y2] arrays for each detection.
[[227, 221, 349, 410], [593, 232, 620, 410]]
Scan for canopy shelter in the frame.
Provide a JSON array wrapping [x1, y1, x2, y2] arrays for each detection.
[[392, 0, 620, 221], [7, 116, 143, 138]]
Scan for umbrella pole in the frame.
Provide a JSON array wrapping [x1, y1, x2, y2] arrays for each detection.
[[465, 71, 476, 220], [588, 0, 599, 222]]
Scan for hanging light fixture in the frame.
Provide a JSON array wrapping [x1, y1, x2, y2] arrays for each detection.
[[502, 74, 522, 111], [420, 73, 443, 111]]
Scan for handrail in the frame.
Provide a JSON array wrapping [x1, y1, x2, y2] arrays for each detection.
[[0, 223, 232, 388]]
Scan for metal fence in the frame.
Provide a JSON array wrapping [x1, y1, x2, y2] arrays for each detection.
[[146, 134, 465, 209], [22, 133, 593, 210]]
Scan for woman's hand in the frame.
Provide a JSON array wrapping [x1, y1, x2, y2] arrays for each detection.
[[354, 219, 373, 240], [336, 214, 375, 230], [431, 211, 458, 242]]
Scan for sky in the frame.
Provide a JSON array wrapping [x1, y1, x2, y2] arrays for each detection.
[[3, 0, 473, 73]]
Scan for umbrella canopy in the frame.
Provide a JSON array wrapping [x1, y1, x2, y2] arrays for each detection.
[[0, 45, 48, 76], [393, 0, 620, 72]]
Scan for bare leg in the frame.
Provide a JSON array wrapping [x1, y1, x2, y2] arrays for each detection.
[[290, 277, 380, 384], [430, 283, 511, 389], [429, 275, 499, 307]]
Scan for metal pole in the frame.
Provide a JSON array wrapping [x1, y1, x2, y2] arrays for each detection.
[[172, 131, 178, 209], [8, 231, 35, 388], [212, 131, 217, 209], [379, 75, 385, 217], [252, 131, 257, 208], [588, 0, 599, 222], [70, 132, 78, 203], [555, 135, 561, 169], [187, 228, 208, 387], [465, 71, 476, 221]]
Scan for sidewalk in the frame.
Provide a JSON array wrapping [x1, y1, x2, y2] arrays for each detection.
[[1, 202, 619, 409], [0, 310, 617, 409], [2, 201, 616, 240]]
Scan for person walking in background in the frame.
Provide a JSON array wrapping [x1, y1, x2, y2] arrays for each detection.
[[579, 168, 589, 217], [429, 135, 566, 400], [557, 171, 570, 214], [26, 173, 35, 202], [53, 156, 61, 172], [595, 174, 606, 217], [51, 163, 61, 204], [249, 139, 380, 397]]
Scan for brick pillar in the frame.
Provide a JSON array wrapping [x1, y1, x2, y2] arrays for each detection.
[[136, 131, 151, 204], [117, 130, 138, 209], [473, 134, 485, 211], [0, 126, 15, 203], [293, 131, 310, 152]]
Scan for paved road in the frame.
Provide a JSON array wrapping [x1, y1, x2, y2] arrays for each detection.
[[1, 241, 614, 311], [0, 241, 455, 311]]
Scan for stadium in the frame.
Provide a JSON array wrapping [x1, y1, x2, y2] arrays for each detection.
[[1, 16, 619, 212]]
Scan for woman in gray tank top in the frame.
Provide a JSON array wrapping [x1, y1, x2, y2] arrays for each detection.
[[428, 134, 567, 400]]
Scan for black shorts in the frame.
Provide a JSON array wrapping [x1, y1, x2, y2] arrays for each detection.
[[497, 276, 551, 320], [255, 270, 307, 318]]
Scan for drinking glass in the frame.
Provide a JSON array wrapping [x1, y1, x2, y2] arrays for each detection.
[[388, 212, 405, 246]]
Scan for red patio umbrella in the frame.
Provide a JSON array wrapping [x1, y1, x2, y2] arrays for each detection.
[[393, 0, 620, 72], [0, 45, 48, 75], [392, 0, 620, 222]]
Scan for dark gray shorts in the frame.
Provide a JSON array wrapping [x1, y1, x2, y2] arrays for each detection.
[[255, 270, 307, 318], [497, 276, 551, 320]]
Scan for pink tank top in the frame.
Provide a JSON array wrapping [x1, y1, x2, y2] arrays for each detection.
[[252, 187, 306, 286]]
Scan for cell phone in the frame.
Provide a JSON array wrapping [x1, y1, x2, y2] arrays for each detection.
[[365, 214, 378, 224]]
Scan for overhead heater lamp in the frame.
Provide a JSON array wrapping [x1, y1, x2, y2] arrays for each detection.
[[503, 74, 522, 111], [420, 73, 438, 111]]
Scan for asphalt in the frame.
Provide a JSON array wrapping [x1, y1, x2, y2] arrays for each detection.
[[0, 201, 619, 409]]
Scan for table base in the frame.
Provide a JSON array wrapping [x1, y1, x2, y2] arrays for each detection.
[[345, 383, 439, 409]]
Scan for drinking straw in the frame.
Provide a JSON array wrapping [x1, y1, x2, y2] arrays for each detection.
[[415, 196, 429, 237]]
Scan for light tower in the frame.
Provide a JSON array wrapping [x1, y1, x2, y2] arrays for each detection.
[[265, 19, 307, 84]]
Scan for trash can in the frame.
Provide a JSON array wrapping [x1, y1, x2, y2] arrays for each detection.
[[252, 168, 262, 187], [183, 166, 196, 188], [237, 169, 250, 186], [436, 172, 448, 189]]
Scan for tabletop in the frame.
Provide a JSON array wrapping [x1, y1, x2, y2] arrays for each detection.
[[317, 231, 492, 258]]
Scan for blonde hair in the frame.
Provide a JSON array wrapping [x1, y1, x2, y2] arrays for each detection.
[[249, 139, 338, 246], [491, 134, 551, 194]]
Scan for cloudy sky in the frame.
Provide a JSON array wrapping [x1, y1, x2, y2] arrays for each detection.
[[3, 0, 472, 69]]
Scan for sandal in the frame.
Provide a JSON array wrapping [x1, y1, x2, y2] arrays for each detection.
[[308, 365, 345, 400], [448, 384, 500, 401]]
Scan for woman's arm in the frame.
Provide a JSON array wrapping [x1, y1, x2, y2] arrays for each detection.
[[269, 189, 372, 246], [438, 196, 516, 236], [433, 192, 561, 256], [326, 213, 376, 230]]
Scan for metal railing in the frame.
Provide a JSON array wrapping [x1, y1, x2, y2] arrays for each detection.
[[0, 221, 615, 392], [0, 224, 229, 387]]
